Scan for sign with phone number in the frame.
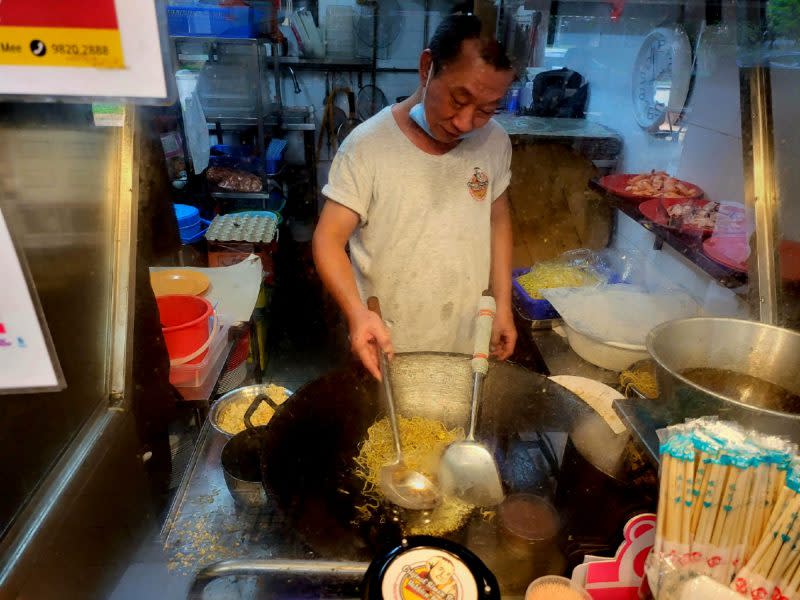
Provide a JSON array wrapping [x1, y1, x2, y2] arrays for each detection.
[[0, 0, 124, 69]]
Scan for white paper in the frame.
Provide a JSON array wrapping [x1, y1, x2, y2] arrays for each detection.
[[150, 255, 263, 324], [0, 209, 62, 392], [0, 0, 168, 100]]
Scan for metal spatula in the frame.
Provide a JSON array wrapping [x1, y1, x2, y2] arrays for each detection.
[[439, 295, 505, 507]]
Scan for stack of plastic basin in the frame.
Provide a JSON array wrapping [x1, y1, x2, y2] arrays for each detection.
[[174, 204, 210, 244]]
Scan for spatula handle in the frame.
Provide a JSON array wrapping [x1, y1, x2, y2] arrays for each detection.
[[471, 296, 496, 375]]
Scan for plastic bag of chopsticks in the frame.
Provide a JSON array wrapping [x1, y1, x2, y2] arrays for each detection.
[[731, 461, 800, 599], [650, 418, 796, 596]]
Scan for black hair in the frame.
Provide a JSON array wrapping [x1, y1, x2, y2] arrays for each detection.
[[428, 14, 512, 75]]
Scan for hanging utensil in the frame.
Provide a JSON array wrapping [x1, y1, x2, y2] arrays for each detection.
[[439, 295, 505, 507], [356, 84, 388, 121], [367, 296, 440, 511], [317, 84, 349, 160], [336, 88, 363, 144]]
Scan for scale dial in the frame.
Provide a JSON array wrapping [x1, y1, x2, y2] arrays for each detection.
[[632, 27, 692, 132]]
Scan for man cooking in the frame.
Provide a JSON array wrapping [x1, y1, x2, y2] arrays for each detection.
[[313, 14, 517, 380]]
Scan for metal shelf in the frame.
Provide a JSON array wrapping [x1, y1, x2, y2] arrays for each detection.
[[591, 180, 749, 290], [277, 56, 372, 71]]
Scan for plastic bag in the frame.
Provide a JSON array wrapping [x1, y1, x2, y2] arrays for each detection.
[[541, 284, 700, 346]]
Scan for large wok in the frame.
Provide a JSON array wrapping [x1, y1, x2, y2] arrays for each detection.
[[259, 353, 641, 577], [647, 318, 800, 442]]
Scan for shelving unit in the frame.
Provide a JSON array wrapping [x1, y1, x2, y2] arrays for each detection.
[[590, 180, 749, 290]]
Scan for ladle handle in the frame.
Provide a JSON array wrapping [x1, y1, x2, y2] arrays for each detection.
[[367, 296, 403, 461], [467, 295, 496, 440]]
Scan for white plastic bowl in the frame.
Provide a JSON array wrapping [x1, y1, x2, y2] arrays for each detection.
[[563, 324, 649, 372]]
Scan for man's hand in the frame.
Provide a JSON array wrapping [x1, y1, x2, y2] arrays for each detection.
[[349, 307, 395, 380], [490, 306, 517, 360]]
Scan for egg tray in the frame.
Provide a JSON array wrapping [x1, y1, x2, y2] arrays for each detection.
[[205, 212, 278, 244]]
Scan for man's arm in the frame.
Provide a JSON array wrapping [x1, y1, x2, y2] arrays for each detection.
[[489, 191, 517, 359], [312, 200, 393, 380]]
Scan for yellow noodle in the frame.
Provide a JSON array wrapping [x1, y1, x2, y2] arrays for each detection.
[[620, 363, 659, 399], [516, 263, 600, 300], [353, 416, 474, 535]]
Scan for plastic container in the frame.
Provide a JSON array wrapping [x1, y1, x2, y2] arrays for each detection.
[[170, 323, 230, 388], [265, 138, 287, 175], [167, 3, 269, 38], [209, 144, 259, 170], [512, 264, 618, 321], [174, 203, 211, 243], [325, 5, 355, 58], [525, 576, 591, 600], [157, 295, 215, 365], [562, 323, 649, 371], [497, 494, 562, 589], [512, 268, 561, 321]]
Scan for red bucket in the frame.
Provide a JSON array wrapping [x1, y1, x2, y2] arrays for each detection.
[[157, 295, 216, 366]]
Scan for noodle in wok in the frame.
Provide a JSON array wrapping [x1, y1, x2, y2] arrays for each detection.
[[353, 416, 475, 535]]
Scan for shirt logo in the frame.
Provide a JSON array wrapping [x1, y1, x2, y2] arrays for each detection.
[[467, 167, 489, 202]]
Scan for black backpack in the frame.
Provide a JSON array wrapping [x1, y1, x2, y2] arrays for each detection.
[[530, 68, 589, 118]]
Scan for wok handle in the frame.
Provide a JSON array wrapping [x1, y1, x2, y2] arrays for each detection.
[[366, 296, 403, 461], [243, 393, 279, 431]]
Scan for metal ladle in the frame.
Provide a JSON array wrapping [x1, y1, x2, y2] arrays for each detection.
[[367, 297, 440, 510], [439, 295, 505, 506]]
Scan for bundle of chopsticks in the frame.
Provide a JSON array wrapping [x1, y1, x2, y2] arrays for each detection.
[[653, 418, 800, 598]]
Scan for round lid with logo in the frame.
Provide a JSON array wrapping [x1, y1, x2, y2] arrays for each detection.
[[361, 536, 500, 600]]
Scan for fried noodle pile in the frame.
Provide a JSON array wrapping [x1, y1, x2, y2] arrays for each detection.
[[353, 416, 475, 535]]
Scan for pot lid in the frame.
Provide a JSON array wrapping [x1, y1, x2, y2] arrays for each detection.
[[361, 536, 499, 600]]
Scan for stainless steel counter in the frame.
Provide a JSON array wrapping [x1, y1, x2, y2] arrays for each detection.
[[163, 329, 638, 595], [161, 421, 309, 575]]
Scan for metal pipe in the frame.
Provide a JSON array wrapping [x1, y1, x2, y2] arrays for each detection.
[[188, 559, 369, 598], [740, 66, 779, 324]]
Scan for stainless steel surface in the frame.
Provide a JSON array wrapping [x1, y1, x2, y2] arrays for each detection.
[[161, 420, 308, 573], [167, 354, 622, 596], [741, 67, 779, 323], [647, 317, 800, 440], [188, 558, 368, 599], [110, 106, 137, 402], [377, 343, 439, 510], [0, 106, 137, 581], [209, 384, 292, 438]]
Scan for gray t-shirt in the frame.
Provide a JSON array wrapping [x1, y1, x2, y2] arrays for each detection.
[[322, 107, 512, 354]]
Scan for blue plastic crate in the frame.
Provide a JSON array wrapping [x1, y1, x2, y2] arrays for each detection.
[[512, 268, 560, 320], [167, 4, 266, 38], [512, 264, 621, 321]]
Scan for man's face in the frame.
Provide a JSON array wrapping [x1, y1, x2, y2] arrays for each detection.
[[429, 560, 454, 586], [421, 40, 514, 143]]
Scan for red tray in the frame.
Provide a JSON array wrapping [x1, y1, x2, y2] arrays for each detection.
[[639, 199, 747, 236], [703, 237, 800, 281], [703, 236, 749, 272], [598, 174, 704, 201]]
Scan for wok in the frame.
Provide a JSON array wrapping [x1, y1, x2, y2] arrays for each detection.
[[647, 318, 800, 441], [259, 353, 628, 571]]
